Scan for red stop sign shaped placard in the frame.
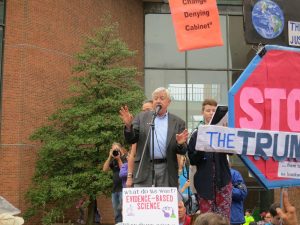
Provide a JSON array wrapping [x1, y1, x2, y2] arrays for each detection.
[[229, 45, 300, 189]]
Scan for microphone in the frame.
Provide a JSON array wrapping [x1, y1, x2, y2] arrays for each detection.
[[154, 104, 162, 115]]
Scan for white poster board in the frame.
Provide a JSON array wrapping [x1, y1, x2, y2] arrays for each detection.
[[122, 187, 179, 225], [0, 196, 21, 215], [195, 125, 300, 179], [288, 21, 300, 47]]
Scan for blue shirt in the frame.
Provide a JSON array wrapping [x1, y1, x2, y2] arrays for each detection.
[[151, 112, 168, 159], [179, 166, 189, 194]]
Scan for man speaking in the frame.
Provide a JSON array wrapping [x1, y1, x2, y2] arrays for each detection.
[[119, 87, 188, 187]]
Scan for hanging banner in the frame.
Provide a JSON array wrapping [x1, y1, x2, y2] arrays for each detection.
[[195, 125, 300, 180], [196, 125, 300, 161], [169, 0, 223, 51]]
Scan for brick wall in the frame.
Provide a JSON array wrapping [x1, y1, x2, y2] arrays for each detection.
[[0, 0, 144, 224]]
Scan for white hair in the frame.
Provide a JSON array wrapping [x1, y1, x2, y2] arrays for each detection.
[[151, 87, 171, 100]]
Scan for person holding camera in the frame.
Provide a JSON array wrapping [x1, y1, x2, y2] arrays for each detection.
[[103, 142, 127, 224]]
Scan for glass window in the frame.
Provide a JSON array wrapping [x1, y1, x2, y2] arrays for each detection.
[[0, 0, 4, 25], [145, 14, 185, 68], [217, 0, 243, 4], [187, 70, 228, 131], [187, 16, 227, 69], [144, 69, 186, 121], [228, 16, 255, 69]]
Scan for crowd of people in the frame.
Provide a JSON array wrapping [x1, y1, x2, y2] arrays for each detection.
[[99, 87, 299, 225]]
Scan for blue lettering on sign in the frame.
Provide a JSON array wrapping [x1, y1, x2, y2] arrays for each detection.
[[290, 21, 300, 31], [237, 131, 300, 161], [237, 131, 256, 155], [273, 134, 288, 161], [255, 132, 271, 160], [206, 131, 236, 148], [290, 35, 300, 45], [218, 132, 226, 147], [207, 131, 218, 146], [227, 133, 235, 148], [290, 135, 300, 160], [205, 129, 300, 161]]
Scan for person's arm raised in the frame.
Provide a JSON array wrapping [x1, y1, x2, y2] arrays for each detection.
[[119, 106, 133, 129], [176, 129, 189, 145], [276, 190, 298, 225], [103, 149, 113, 172]]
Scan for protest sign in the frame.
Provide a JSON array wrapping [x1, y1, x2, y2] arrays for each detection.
[[228, 45, 300, 189], [169, 0, 223, 51], [122, 187, 178, 225], [195, 125, 300, 180]]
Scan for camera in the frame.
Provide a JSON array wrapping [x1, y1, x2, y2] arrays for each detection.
[[112, 149, 120, 157]]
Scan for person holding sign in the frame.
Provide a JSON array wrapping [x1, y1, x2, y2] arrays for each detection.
[[119, 87, 188, 187], [188, 99, 232, 220]]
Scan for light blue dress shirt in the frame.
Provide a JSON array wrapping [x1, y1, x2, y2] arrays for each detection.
[[151, 112, 168, 159]]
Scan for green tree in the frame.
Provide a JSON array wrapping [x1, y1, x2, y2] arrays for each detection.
[[25, 18, 145, 225]]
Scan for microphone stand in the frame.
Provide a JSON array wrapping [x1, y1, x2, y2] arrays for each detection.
[[150, 112, 157, 187], [134, 111, 158, 187]]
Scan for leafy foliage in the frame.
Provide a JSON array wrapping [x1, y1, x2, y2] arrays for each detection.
[[25, 18, 145, 225]]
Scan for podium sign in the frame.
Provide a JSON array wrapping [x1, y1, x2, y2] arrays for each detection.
[[122, 187, 178, 225]]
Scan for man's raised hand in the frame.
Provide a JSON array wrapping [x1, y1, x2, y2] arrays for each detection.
[[176, 129, 189, 145], [119, 106, 133, 129]]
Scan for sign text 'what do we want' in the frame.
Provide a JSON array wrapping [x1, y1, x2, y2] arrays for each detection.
[[122, 187, 179, 225], [124, 187, 174, 210]]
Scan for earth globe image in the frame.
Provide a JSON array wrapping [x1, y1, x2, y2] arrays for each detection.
[[252, 0, 284, 39]]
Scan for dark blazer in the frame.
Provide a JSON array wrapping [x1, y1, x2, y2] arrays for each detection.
[[188, 129, 231, 200], [124, 110, 187, 187]]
